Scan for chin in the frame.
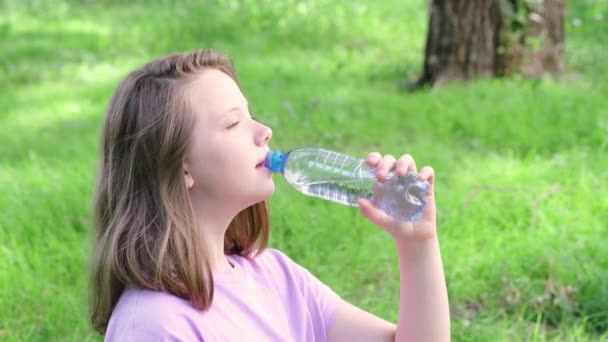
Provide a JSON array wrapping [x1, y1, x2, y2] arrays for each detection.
[[243, 182, 275, 207], [258, 182, 275, 201]]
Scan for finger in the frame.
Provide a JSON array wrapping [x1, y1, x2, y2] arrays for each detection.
[[418, 166, 435, 186], [417, 166, 436, 222], [357, 198, 393, 229], [396, 154, 417, 176], [365, 152, 382, 167], [375, 154, 396, 181]]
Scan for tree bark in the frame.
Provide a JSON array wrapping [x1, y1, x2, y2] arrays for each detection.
[[415, 0, 565, 88]]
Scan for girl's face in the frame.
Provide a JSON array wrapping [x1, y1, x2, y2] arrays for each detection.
[[183, 69, 274, 212]]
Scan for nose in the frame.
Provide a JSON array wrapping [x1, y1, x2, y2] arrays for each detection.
[[256, 123, 272, 146]]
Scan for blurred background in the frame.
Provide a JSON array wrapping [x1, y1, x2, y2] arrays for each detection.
[[0, 0, 606, 341]]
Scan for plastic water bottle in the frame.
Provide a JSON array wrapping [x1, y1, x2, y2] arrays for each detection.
[[264, 147, 431, 221]]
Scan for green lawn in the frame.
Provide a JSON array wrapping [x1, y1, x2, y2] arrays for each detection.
[[1, 1, 607, 341]]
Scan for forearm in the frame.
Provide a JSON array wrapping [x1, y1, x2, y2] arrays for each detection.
[[394, 237, 450, 342]]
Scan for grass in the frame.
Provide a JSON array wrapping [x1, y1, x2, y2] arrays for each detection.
[[1, 0, 607, 341]]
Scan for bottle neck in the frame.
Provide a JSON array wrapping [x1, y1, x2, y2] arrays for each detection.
[[264, 150, 287, 173]]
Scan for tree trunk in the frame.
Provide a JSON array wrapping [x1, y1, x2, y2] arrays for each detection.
[[415, 0, 565, 88]]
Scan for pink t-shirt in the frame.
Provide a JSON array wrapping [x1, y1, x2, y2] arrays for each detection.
[[105, 249, 341, 341]]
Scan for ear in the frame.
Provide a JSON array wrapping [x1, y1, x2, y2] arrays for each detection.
[[183, 163, 195, 190]]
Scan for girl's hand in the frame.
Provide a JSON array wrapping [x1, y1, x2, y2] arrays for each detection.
[[357, 152, 437, 242]]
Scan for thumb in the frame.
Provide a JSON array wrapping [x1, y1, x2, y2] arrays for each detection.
[[357, 198, 394, 230]]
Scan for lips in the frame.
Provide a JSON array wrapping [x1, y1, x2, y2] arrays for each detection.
[[256, 151, 270, 169]]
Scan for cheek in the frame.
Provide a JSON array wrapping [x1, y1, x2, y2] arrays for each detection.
[[193, 153, 242, 188], [189, 134, 252, 187]]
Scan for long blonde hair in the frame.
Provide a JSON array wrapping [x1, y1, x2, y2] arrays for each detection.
[[89, 50, 270, 334]]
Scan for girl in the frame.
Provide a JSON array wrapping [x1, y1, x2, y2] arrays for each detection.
[[90, 49, 450, 341]]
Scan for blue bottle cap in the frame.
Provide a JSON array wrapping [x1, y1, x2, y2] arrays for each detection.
[[264, 150, 287, 173]]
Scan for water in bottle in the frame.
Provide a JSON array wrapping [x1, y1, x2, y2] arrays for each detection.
[[264, 147, 431, 221]]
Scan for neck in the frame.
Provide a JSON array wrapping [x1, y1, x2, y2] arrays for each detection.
[[189, 194, 241, 272]]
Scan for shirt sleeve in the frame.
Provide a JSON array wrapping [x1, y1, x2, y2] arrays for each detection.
[[263, 249, 341, 331], [130, 313, 205, 342], [294, 260, 341, 329], [105, 289, 206, 342]]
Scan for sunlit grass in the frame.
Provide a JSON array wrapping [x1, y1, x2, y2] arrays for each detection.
[[1, 0, 607, 341]]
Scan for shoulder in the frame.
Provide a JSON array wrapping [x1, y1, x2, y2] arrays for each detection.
[[105, 288, 204, 342], [255, 249, 342, 332], [250, 248, 304, 279], [229, 248, 297, 274], [256, 248, 296, 266], [250, 248, 330, 294], [226, 248, 308, 294]]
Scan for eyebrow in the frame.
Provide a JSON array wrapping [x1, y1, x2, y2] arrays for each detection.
[[221, 101, 249, 117], [221, 107, 241, 116]]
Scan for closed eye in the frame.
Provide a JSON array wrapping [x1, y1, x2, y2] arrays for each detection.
[[227, 115, 255, 129]]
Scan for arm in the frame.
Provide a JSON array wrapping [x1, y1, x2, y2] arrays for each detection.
[[328, 153, 450, 342], [393, 236, 449, 341]]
